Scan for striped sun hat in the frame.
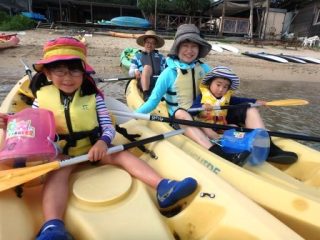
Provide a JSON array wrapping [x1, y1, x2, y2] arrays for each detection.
[[33, 36, 95, 74], [202, 66, 240, 90]]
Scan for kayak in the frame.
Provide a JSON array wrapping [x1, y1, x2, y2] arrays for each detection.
[[0, 76, 303, 239], [123, 79, 320, 239], [111, 16, 151, 28], [242, 51, 288, 63], [0, 35, 19, 49], [120, 47, 139, 69]]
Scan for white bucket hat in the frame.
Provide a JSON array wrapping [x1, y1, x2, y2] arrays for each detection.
[[202, 66, 240, 90]]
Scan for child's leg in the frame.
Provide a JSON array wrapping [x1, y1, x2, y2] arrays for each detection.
[[101, 150, 162, 188], [100, 150, 198, 208], [42, 165, 76, 220], [37, 164, 76, 240], [174, 109, 213, 149], [140, 65, 152, 92], [175, 109, 249, 166], [201, 127, 220, 140], [244, 107, 265, 129]]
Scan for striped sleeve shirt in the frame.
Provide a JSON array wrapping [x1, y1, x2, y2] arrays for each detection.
[[32, 94, 115, 145]]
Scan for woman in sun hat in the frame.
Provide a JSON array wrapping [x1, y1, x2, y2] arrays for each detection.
[[190, 65, 298, 165], [23, 36, 198, 240], [135, 24, 253, 166], [129, 30, 166, 101]]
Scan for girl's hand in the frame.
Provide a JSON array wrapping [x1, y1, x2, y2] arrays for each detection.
[[88, 140, 108, 162], [256, 100, 267, 105], [0, 113, 8, 129], [203, 103, 212, 112], [135, 69, 141, 79]]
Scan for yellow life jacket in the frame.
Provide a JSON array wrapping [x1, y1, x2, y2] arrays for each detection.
[[37, 85, 100, 156], [174, 63, 206, 110], [195, 83, 233, 125]]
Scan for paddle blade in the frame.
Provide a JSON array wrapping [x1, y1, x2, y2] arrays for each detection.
[[0, 161, 60, 192], [266, 99, 309, 107]]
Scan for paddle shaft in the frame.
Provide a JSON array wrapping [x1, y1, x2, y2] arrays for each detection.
[[188, 103, 262, 112], [99, 75, 159, 82], [20, 59, 32, 80], [111, 111, 320, 142], [188, 99, 309, 112], [60, 129, 184, 167], [0, 129, 184, 192]]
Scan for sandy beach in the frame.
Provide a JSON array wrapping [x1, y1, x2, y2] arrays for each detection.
[[0, 28, 319, 84]]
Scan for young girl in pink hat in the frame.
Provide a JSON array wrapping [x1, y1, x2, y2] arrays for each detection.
[[0, 37, 197, 240]]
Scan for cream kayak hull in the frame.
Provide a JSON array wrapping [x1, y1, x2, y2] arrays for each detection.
[[124, 79, 320, 239], [0, 76, 302, 239]]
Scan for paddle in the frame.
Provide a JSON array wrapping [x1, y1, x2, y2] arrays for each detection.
[[188, 99, 309, 112], [0, 129, 184, 192], [20, 59, 32, 80], [98, 75, 159, 83], [98, 77, 133, 82], [105, 97, 320, 142]]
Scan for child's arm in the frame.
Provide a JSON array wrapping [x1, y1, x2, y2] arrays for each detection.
[[88, 95, 116, 162], [0, 113, 8, 129]]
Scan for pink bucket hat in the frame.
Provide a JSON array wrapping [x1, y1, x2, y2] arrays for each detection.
[[33, 37, 95, 74]]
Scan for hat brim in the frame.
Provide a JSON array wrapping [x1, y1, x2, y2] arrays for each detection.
[[136, 35, 165, 48], [33, 56, 95, 74], [169, 34, 211, 58]]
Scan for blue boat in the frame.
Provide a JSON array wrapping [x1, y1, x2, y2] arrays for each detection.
[[110, 16, 151, 28], [21, 12, 47, 22]]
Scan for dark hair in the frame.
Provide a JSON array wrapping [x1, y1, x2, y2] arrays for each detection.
[[30, 59, 99, 97]]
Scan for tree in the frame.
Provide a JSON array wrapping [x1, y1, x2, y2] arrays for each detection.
[[138, 0, 211, 16]]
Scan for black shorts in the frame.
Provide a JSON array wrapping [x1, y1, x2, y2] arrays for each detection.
[[171, 105, 248, 129]]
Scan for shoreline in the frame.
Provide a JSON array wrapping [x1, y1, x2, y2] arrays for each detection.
[[0, 29, 319, 83]]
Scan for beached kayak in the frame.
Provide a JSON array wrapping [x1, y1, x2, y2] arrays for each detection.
[[111, 16, 151, 28], [120, 47, 139, 69], [122, 79, 320, 239], [0, 35, 19, 49], [0, 76, 303, 239]]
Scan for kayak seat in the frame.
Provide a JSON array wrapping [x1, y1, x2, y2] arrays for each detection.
[[36, 219, 73, 240], [18, 78, 34, 105], [157, 177, 198, 209]]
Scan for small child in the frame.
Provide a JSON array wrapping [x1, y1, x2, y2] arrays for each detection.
[[191, 66, 298, 164], [0, 37, 197, 240]]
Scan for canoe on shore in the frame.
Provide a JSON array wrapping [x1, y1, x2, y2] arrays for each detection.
[[0, 76, 303, 239], [0, 35, 19, 49], [120, 47, 139, 69], [123, 79, 320, 239]]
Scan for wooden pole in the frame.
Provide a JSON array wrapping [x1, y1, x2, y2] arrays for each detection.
[[261, 0, 270, 40], [219, 0, 226, 36], [249, 0, 254, 39], [59, 0, 62, 22]]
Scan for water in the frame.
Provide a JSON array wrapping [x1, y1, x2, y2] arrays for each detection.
[[1, 77, 319, 151]]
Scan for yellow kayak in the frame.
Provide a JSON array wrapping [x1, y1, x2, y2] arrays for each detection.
[[123, 79, 320, 239], [0, 76, 303, 239]]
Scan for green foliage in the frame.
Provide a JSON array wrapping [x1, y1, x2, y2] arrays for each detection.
[[138, 0, 211, 16], [0, 11, 10, 23], [0, 12, 36, 31]]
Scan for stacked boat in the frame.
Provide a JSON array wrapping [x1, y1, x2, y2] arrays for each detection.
[[0, 76, 309, 239], [1, 75, 320, 239], [119, 79, 320, 239], [0, 34, 19, 49]]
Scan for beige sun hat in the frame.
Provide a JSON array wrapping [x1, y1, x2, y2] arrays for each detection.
[[136, 30, 165, 48]]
